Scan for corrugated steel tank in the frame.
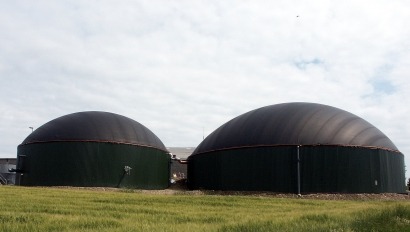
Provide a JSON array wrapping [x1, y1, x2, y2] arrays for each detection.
[[187, 103, 406, 193], [16, 111, 170, 189]]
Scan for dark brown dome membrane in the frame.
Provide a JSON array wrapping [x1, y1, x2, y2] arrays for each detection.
[[22, 111, 166, 151], [193, 102, 398, 156]]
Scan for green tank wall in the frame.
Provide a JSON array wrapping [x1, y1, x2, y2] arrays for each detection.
[[187, 146, 406, 193], [16, 142, 170, 189], [300, 146, 405, 193], [188, 147, 296, 192]]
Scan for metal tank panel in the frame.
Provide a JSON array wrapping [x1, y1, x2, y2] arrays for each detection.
[[17, 142, 170, 189]]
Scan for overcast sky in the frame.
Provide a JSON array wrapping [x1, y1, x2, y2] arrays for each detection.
[[1, 1, 409, 178]]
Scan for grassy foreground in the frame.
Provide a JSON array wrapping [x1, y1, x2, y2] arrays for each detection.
[[0, 186, 409, 232]]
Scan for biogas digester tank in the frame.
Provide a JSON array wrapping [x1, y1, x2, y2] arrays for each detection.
[[16, 111, 170, 189], [187, 103, 406, 193]]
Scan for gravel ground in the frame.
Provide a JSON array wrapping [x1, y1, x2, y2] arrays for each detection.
[[45, 182, 410, 201]]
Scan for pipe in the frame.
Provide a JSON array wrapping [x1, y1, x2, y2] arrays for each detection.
[[297, 145, 301, 195], [116, 166, 132, 188], [8, 168, 23, 173], [177, 159, 188, 164]]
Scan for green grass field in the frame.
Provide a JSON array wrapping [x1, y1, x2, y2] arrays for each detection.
[[0, 186, 409, 232]]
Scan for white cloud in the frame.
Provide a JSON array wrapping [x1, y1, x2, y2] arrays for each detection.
[[0, 0, 409, 179]]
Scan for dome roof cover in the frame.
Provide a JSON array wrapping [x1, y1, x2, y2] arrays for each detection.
[[193, 102, 399, 155], [21, 111, 166, 151]]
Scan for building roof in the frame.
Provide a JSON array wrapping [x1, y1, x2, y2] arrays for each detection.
[[192, 102, 399, 156], [20, 111, 166, 151], [0, 158, 17, 165], [167, 147, 195, 159]]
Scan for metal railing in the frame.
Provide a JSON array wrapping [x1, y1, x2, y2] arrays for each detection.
[[0, 173, 7, 185]]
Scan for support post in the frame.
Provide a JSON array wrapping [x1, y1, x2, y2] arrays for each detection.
[[297, 145, 301, 195]]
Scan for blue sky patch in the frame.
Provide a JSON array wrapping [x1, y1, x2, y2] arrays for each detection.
[[294, 58, 324, 70]]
